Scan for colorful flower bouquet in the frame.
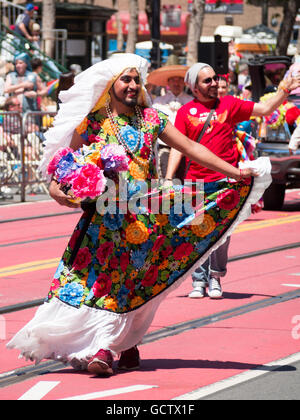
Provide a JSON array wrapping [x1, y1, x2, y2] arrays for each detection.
[[48, 142, 129, 202]]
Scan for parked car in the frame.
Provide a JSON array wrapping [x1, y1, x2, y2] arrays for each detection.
[[248, 55, 300, 210]]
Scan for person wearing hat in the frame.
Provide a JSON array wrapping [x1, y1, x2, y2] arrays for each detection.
[[147, 65, 193, 178], [7, 53, 265, 376], [165, 62, 300, 299], [14, 4, 36, 43]]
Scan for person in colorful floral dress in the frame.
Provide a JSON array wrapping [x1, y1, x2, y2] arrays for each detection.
[[166, 62, 300, 300], [7, 54, 269, 376]]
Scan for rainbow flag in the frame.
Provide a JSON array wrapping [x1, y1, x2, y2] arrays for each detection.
[[47, 79, 59, 95]]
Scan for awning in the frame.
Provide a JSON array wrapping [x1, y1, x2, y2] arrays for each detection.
[[106, 11, 188, 36]]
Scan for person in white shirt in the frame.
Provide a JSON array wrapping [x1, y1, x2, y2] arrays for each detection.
[[147, 65, 193, 178]]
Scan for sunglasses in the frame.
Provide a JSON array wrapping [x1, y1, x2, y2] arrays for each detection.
[[201, 75, 219, 84]]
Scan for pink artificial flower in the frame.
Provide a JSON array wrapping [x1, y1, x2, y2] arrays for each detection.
[[71, 164, 107, 199], [101, 144, 129, 172], [92, 273, 112, 298], [73, 247, 92, 271], [47, 147, 74, 175], [216, 189, 240, 210]]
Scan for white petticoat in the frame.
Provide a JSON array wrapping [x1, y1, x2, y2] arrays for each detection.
[[7, 158, 272, 366]]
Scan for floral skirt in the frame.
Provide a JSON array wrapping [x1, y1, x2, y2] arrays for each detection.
[[47, 178, 252, 313], [7, 159, 271, 364]]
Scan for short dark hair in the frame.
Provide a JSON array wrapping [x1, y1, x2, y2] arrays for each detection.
[[31, 57, 43, 71], [56, 72, 75, 105], [218, 76, 228, 85]]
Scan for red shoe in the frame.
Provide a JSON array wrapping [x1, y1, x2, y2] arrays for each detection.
[[87, 349, 113, 376], [117, 346, 140, 371]]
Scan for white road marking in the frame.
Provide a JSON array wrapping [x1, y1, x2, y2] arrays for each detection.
[[60, 384, 158, 400], [18, 381, 60, 400], [172, 352, 300, 400], [282, 284, 300, 288]]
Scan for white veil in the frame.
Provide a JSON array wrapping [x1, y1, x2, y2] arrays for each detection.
[[40, 53, 151, 177]]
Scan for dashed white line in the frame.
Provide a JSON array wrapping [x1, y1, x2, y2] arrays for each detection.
[[18, 381, 60, 400], [282, 284, 300, 288], [60, 384, 158, 400]]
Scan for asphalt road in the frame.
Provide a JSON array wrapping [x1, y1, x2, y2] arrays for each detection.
[[202, 359, 300, 400]]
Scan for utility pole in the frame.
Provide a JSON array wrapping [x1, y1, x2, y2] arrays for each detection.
[[149, 0, 161, 69], [262, 0, 269, 26]]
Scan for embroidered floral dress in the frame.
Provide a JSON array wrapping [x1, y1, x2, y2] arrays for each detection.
[[46, 108, 253, 314], [7, 107, 268, 365]]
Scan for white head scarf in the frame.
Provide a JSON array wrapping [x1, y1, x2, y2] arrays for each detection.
[[40, 53, 151, 176], [184, 62, 213, 93]]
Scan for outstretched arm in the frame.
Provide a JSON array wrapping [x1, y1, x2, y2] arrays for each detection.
[[252, 72, 300, 117], [165, 147, 183, 180], [160, 122, 256, 180]]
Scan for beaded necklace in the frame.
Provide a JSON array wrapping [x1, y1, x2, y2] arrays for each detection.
[[105, 102, 153, 169]]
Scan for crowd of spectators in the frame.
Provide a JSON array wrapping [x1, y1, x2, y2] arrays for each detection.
[[0, 3, 84, 199]]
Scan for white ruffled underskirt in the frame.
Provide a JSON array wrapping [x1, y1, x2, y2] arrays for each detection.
[[7, 158, 272, 367]]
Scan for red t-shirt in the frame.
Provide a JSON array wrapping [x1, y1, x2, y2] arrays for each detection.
[[174, 96, 254, 182]]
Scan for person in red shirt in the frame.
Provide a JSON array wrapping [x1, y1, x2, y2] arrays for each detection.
[[166, 62, 300, 299]]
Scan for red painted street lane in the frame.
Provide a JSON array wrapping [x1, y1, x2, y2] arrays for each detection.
[[2, 191, 300, 308], [0, 199, 79, 222], [1, 298, 299, 400], [0, 190, 300, 399]]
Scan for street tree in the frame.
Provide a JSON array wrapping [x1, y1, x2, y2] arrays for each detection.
[[275, 0, 300, 55], [186, 0, 205, 66], [42, 0, 55, 58], [247, 0, 300, 55], [125, 0, 138, 53]]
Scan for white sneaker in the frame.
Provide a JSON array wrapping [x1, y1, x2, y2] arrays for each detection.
[[188, 283, 206, 298], [208, 277, 222, 299]]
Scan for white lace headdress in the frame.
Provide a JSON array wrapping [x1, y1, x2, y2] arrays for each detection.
[[40, 53, 151, 176]]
